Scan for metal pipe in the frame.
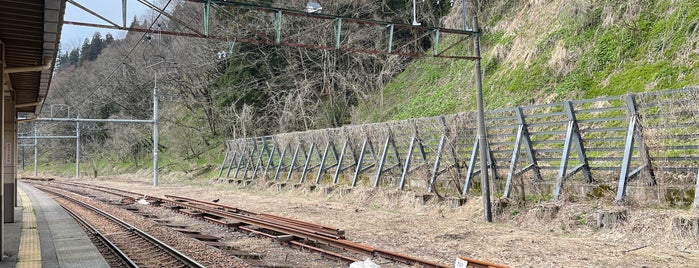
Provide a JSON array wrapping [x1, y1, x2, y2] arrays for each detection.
[[18, 136, 77, 139], [15, 102, 43, 109], [28, 117, 154, 124]]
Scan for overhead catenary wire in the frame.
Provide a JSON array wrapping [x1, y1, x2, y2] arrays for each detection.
[[69, 0, 175, 117]]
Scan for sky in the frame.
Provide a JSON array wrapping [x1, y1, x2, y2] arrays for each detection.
[[60, 0, 152, 52]]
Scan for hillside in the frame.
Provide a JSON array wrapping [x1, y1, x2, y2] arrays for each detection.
[[356, 0, 699, 122], [32, 0, 699, 177]]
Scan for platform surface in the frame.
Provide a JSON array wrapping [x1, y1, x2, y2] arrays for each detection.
[[0, 182, 109, 268]]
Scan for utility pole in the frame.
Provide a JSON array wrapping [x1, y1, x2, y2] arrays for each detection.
[[471, 10, 492, 221], [75, 114, 80, 177], [153, 72, 159, 186], [33, 124, 37, 176]]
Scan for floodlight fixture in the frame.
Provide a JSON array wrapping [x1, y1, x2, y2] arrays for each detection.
[[412, 0, 421, 26], [305, 2, 322, 13]]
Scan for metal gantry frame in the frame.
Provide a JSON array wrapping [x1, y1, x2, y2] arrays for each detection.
[[64, 0, 480, 60], [62, 1, 699, 210], [19, 78, 160, 185], [19, 117, 155, 178], [63, 0, 491, 219]]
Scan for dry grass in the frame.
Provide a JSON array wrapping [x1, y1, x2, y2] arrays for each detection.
[[51, 173, 699, 267]]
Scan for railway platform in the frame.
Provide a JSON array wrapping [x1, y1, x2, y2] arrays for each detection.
[[0, 182, 108, 268]]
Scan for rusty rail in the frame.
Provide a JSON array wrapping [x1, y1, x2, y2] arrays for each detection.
[[46, 181, 506, 267]]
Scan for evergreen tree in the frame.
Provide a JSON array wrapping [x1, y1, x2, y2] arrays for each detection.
[[78, 38, 91, 65], [56, 51, 70, 71], [68, 48, 80, 66], [104, 33, 115, 46], [88, 32, 103, 61]]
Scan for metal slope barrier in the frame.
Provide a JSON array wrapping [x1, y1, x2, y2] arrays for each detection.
[[219, 87, 699, 207]]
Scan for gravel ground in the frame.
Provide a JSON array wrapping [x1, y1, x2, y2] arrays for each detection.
[[35, 174, 699, 267]]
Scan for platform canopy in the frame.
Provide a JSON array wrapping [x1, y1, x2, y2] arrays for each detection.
[[0, 0, 65, 114]]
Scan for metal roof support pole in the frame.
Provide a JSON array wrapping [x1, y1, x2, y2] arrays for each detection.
[[273, 144, 288, 181], [374, 126, 392, 188], [428, 134, 446, 193], [299, 142, 316, 183], [286, 142, 301, 181], [333, 139, 348, 184], [351, 138, 368, 187]]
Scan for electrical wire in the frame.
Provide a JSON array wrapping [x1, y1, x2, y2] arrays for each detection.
[[69, 0, 175, 117]]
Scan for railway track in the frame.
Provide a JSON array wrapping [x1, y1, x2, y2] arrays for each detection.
[[31, 180, 507, 267], [58, 181, 447, 266], [63, 207, 136, 268], [35, 185, 206, 268]]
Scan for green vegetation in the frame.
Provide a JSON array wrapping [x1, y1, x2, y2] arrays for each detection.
[[356, 0, 699, 122], [34, 0, 699, 184]]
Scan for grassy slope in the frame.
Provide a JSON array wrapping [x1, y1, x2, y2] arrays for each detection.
[[356, 0, 699, 123]]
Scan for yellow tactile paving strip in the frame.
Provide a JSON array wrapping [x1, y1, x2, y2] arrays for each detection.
[[17, 188, 42, 268]]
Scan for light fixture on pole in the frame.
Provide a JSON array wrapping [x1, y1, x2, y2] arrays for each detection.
[[412, 0, 421, 26], [305, 2, 322, 13]]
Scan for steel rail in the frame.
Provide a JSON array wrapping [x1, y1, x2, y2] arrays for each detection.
[[63, 206, 139, 268], [162, 194, 449, 267], [35, 186, 207, 268], [46, 181, 502, 267], [165, 194, 345, 237]]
